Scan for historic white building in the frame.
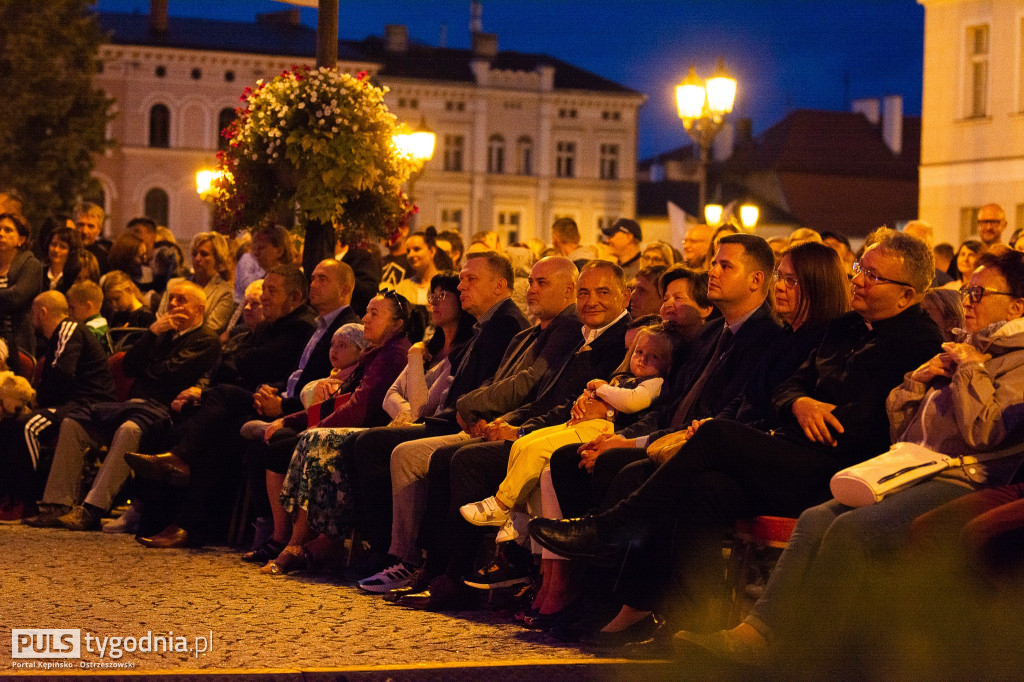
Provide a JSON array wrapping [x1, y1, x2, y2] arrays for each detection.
[[92, 8, 644, 245], [919, 0, 1024, 243]]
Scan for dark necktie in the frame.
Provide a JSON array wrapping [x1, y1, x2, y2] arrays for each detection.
[[669, 327, 734, 427]]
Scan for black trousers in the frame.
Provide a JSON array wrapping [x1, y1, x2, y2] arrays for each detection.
[[548, 444, 649, 518], [597, 418, 837, 623]]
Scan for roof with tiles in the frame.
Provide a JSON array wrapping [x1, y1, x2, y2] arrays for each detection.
[[96, 12, 640, 95]]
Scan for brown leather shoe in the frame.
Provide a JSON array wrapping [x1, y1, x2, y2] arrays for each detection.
[[137, 525, 190, 548], [125, 451, 191, 486]]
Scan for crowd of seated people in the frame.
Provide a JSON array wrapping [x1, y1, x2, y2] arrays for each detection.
[[4, 198, 1024, 671]]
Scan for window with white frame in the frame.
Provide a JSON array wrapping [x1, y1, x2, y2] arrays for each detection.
[[517, 136, 533, 175], [487, 134, 505, 174], [599, 143, 619, 180], [960, 206, 980, 241], [497, 210, 521, 245], [556, 141, 576, 178], [441, 208, 464, 232], [443, 134, 465, 172], [965, 24, 989, 118]]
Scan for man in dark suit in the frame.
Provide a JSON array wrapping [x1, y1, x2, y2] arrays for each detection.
[[125, 259, 359, 547], [396, 260, 632, 606]]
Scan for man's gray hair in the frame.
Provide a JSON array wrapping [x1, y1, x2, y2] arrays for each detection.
[[875, 229, 934, 294]]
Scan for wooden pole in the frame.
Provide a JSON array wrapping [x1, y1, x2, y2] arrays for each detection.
[[316, 0, 338, 68]]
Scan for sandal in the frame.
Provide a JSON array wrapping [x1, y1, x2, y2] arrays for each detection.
[[259, 546, 312, 576], [241, 538, 286, 564]]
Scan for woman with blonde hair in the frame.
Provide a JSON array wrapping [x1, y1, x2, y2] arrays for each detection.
[[157, 232, 234, 334]]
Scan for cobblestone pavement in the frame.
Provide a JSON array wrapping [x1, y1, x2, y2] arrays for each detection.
[[0, 524, 685, 679]]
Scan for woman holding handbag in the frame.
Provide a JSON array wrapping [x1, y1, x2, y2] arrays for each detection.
[[676, 249, 1024, 665]]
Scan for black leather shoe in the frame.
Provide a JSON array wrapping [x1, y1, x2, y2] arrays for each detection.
[[125, 451, 191, 486], [382, 567, 429, 602], [527, 515, 621, 562], [580, 614, 664, 649], [396, 575, 476, 611]]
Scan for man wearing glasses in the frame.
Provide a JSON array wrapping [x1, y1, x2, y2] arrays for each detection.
[[977, 203, 1008, 249], [529, 230, 945, 633]]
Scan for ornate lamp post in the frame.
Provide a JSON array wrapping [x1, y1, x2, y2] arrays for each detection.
[[675, 58, 737, 214], [393, 117, 436, 228]]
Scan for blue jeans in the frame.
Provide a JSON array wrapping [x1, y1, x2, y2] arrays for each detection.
[[745, 478, 970, 641]]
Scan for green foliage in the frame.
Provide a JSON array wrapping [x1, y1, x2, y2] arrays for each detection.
[[0, 0, 113, 229]]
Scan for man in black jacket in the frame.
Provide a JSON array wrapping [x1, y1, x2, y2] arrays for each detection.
[[394, 261, 632, 606], [125, 259, 359, 547], [529, 232, 945, 634], [25, 280, 220, 531], [2, 291, 116, 513], [349, 255, 578, 578]]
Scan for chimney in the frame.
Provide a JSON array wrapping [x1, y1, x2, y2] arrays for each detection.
[[470, 1, 483, 33], [385, 24, 409, 53], [851, 97, 880, 125], [472, 32, 498, 60], [257, 10, 301, 28], [735, 117, 753, 146], [149, 0, 167, 34], [882, 94, 903, 155]]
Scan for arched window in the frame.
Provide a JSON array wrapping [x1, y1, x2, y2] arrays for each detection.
[[217, 107, 235, 150], [487, 134, 505, 174], [149, 104, 170, 148], [144, 188, 169, 227], [516, 136, 533, 176]]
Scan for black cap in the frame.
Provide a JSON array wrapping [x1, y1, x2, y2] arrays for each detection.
[[601, 218, 642, 242]]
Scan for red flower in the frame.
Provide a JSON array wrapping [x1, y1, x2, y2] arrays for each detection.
[[357, 71, 367, 81]]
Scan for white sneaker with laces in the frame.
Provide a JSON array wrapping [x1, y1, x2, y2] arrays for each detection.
[[358, 562, 414, 593], [460, 496, 510, 527], [495, 517, 519, 543]]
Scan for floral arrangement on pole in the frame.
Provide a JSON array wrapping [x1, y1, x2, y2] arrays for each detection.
[[210, 66, 419, 241]]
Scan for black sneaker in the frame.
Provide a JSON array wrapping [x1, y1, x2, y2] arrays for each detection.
[[463, 551, 532, 590]]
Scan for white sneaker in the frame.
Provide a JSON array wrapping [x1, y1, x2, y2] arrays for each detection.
[[495, 511, 530, 544], [358, 562, 414, 593], [460, 496, 510, 527], [102, 504, 141, 534]]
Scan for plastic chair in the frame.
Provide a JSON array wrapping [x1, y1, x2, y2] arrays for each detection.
[[107, 351, 134, 401], [16, 350, 37, 384]]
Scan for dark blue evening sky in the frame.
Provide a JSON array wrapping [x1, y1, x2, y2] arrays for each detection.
[[95, 0, 925, 158]]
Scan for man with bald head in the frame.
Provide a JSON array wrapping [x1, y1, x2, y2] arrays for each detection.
[[903, 220, 952, 286], [977, 204, 1008, 249], [1, 291, 116, 516], [25, 280, 220, 530], [682, 223, 713, 270]]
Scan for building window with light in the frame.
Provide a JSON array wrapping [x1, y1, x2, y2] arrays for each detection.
[[497, 210, 521, 244], [487, 134, 505, 174], [516, 136, 533, 176], [600, 143, 619, 180], [556, 141, 576, 178], [443, 134, 464, 172], [144, 188, 169, 227], [149, 104, 170, 148], [965, 24, 989, 118], [217, 108, 235, 150]]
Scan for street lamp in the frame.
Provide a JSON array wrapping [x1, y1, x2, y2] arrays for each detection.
[[393, 117, 436, 228], [739, 203, 760, 230], [675, 58, 737, 214], [196, 168, 227, 201]]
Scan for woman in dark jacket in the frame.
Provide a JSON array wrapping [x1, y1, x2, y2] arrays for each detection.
[[0, 213, 44, 359]]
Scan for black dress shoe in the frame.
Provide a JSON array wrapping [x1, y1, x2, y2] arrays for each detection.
[[137, 525, 190, 548], [527, 515, 621, 562], [396, 575, 476, 611], [580, 614, 664, 649], [125, 451, 191, 486]]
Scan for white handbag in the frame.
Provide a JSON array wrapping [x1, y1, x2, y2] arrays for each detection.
[[830, 441, 961, 508]]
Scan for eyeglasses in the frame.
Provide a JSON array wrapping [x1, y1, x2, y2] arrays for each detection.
[[852, 260, 914, 288], [959, 286, 1015, 304], [380, 288, 411, 319], [427, 291, 450, 306], [772, 271, 799, 289]]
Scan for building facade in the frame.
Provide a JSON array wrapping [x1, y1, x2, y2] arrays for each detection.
[[920, 0, 1024, 244], [92, 11, 643, 245]]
